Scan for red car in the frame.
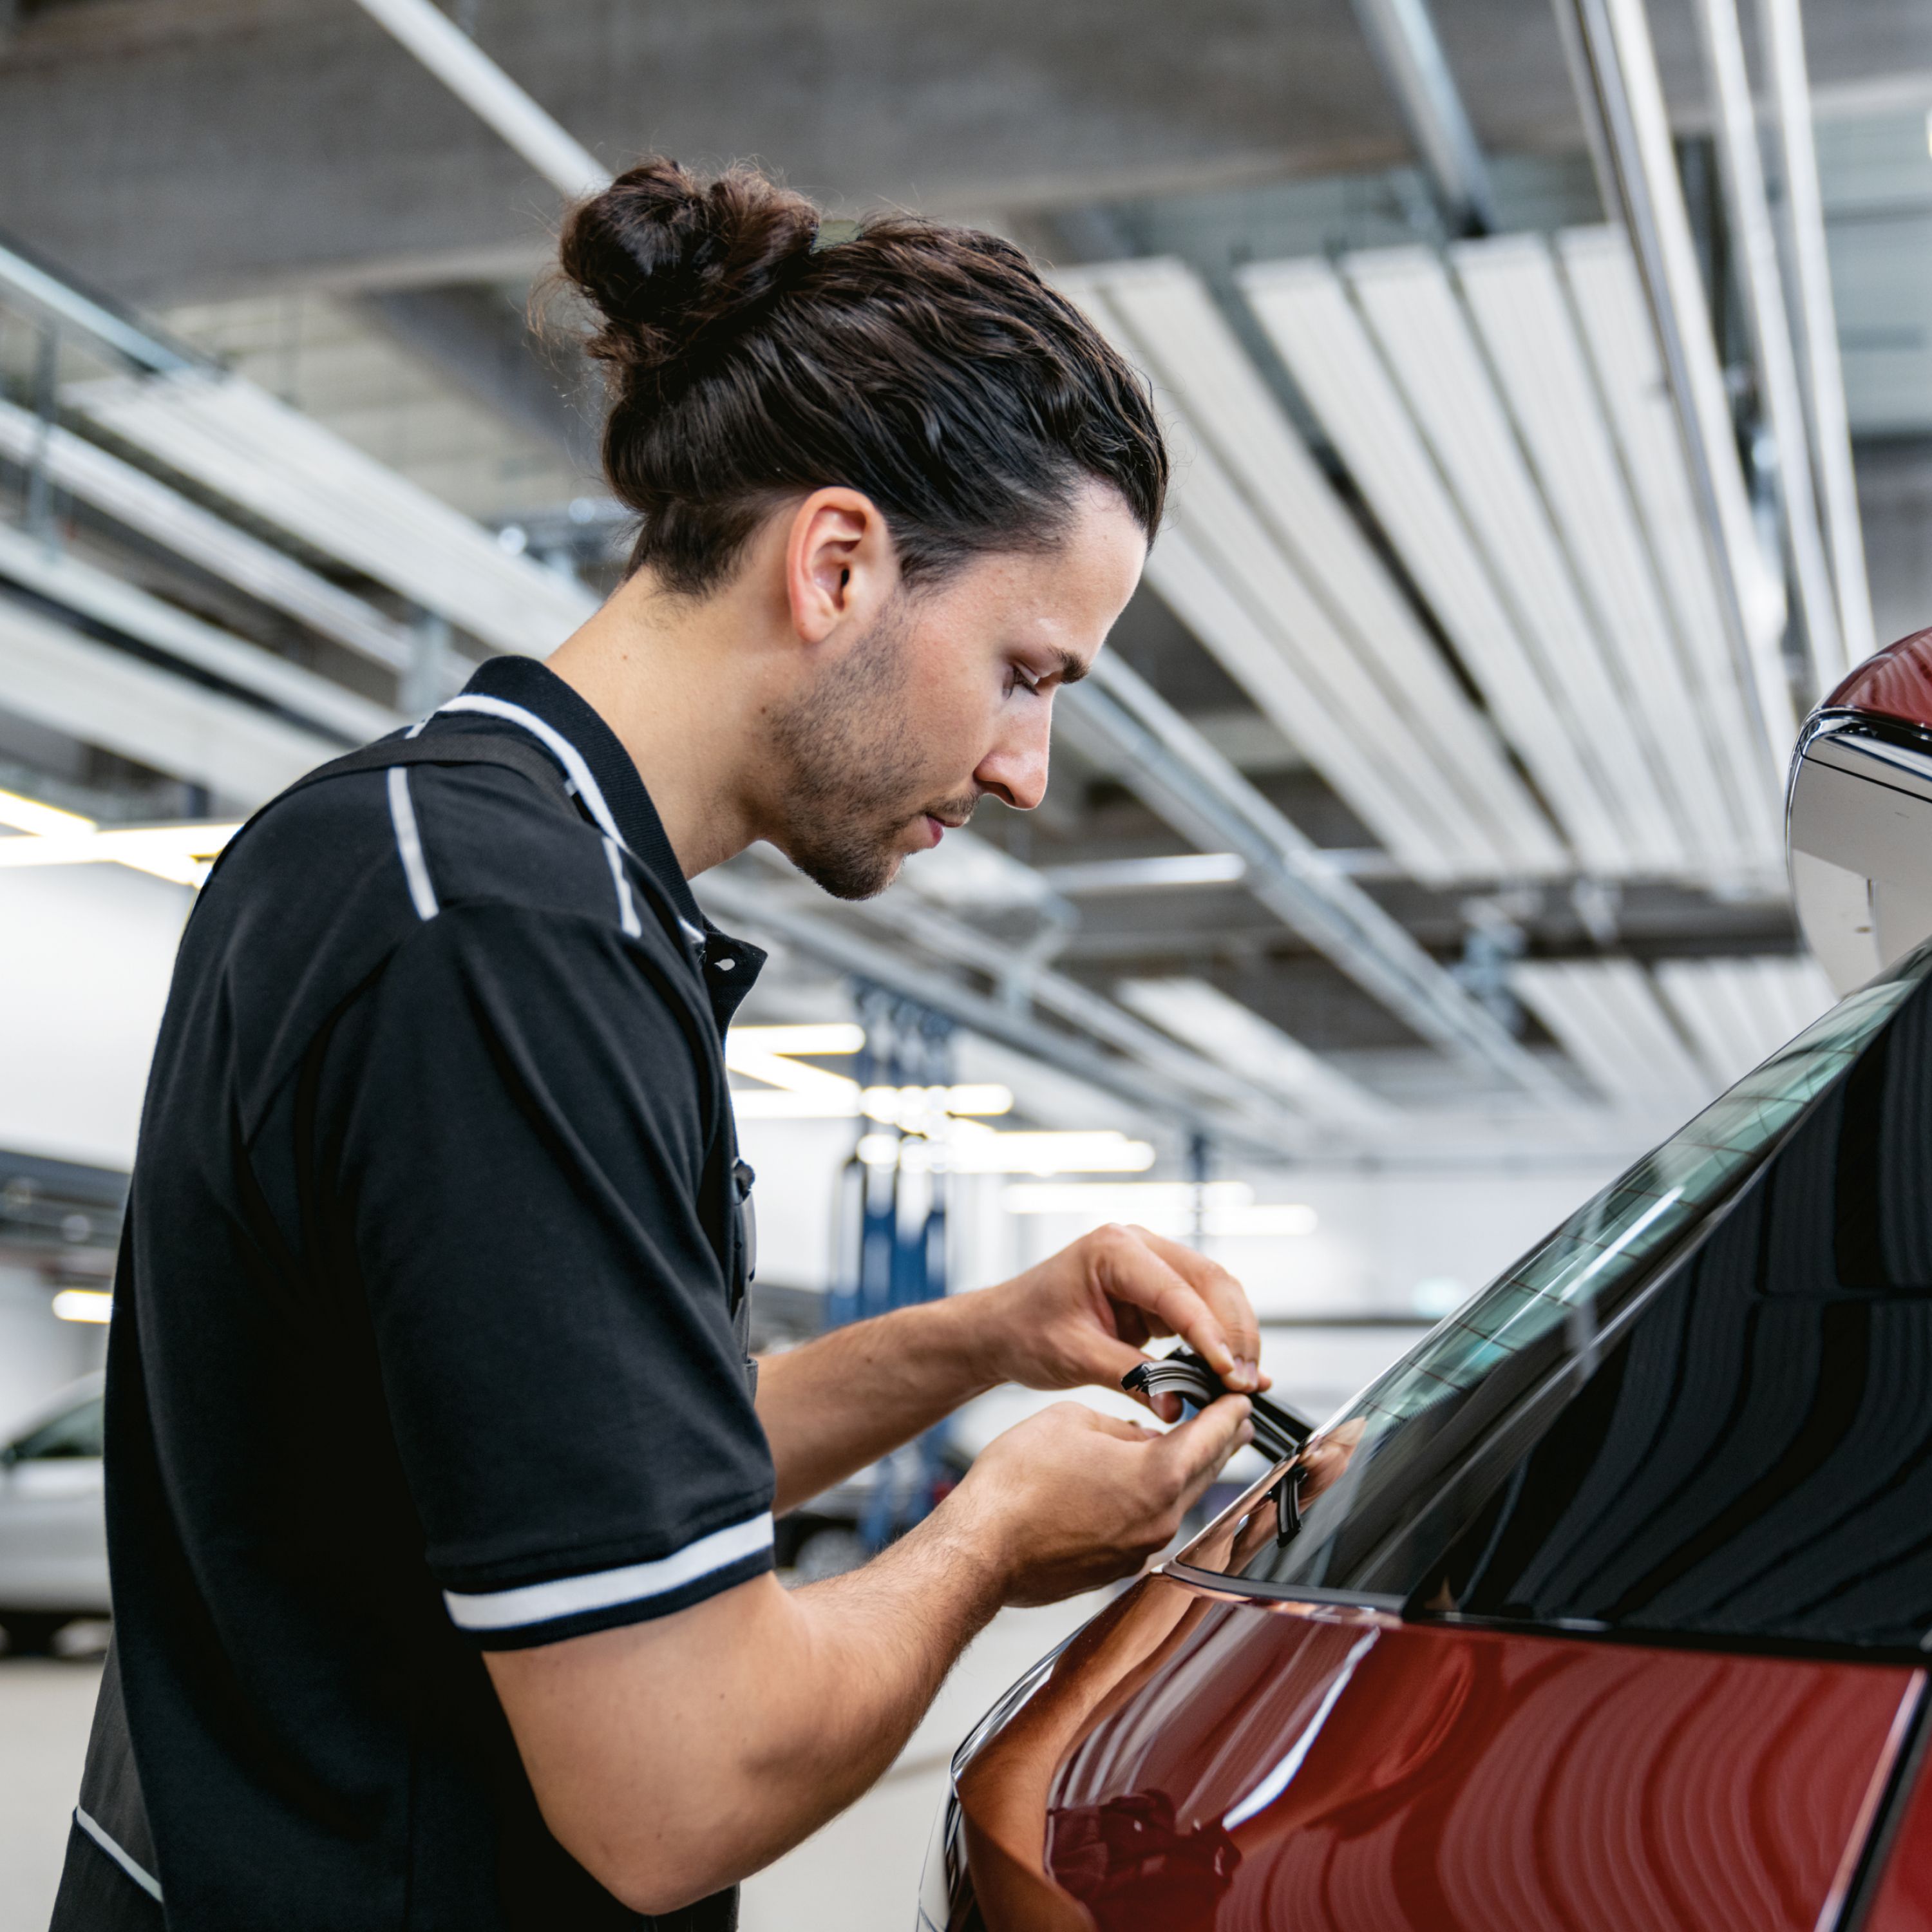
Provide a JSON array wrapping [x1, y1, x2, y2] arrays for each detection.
[[919, 628, 1932, 1932]]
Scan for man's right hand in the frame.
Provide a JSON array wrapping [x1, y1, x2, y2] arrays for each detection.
[[484, 1392, 1252, 1915], [950, 1394, 1254, 1607]]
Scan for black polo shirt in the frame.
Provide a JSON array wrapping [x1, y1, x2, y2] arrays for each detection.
[[73, 658, 774, 1929]]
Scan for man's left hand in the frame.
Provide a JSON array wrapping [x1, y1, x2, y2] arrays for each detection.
[[970, 1222, 1269, 1417]]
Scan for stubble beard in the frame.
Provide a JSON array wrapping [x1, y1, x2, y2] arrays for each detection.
[[766, 598, 976, 902]]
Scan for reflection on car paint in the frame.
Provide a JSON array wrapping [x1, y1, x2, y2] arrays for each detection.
[[953, 1571, 1920, 1931]]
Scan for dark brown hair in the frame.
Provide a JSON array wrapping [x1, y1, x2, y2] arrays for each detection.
[[553, 157, 1168, 595]]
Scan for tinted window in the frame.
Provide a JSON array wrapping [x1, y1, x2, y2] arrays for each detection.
[[9, 1397, 105, 1463], [1184, 940, 1932, 1653]]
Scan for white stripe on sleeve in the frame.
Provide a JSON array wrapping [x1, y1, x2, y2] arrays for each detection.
[[386, 766, 439, 920], [75, 1806, 164, 1902], [603, 835, 643, 938], [442, 1513, 775, 1633]]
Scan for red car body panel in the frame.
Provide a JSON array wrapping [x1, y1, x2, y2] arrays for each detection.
[[1826, 625, 1932, 734], [1859, 1763, 1932, 1932], [956, 1574, 1921, 1932], [931, 629, 1932, 1932]]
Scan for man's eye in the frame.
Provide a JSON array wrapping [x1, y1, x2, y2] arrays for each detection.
[[1012, 667, 1043, 696]]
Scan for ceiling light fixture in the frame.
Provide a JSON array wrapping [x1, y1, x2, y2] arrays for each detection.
[[51, 1289, 113, 1324], [0, 397, 413, 674], [67, 370, 599, 658], [1062, 262, 1558, 885], [1117, 978, 1394, 1130], [1240, 256, 1634, 876], [0, 820, 241, 887], [0, 523, 401, 747], [860, 1128, 1156, 1175], [1343, 247, 1684, 873], [1452, 232, 1771, 881]]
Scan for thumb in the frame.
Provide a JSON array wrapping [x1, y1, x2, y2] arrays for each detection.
[[1157, 1394, 1253, 1503]]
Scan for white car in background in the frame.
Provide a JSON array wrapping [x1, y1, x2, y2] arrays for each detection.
[[0, 1373, 109, 1653]]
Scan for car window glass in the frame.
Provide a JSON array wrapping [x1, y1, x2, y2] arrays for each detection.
[[9, 1396, 105, 1463], [1180, 940, 1932, 1624]]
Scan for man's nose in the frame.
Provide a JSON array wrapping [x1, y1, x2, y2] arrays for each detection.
[[974, 708, 1053, 812]]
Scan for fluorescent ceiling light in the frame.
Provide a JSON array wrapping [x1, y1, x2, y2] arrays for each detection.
[[0, 522, 401, 746], [867, 1084, 1013, 1122], [1040, 853, 1248, 894], [1240, 257, 1633, 878], [1138, 521, 1474, 884], [0, 596, 339, 806], [1117, 976, 1394, 1130], [1555, 229, 1786, 862], [1001, 1180, 1319, 1236], [0, 820, 240, 887], [864, 1127, 1157, 1175], [1651, 955, 1835, 1089], [1510, 959, 1712, 1110], [1450, 234, 1760, 882], [1062, 654, 1567, 1104], [724, 1021, 1014, 1122], [0, 787, 93, 838], [1072, 258, 1564, 882], [1343, 247, 1685, 875], [697, 859, 1318, 1157], [0, 397, 413, 673], [727, 1023, 865, 1056], [898, 829, 1059, 911], [728, 1083, 1016, 1122], [52, 1288, 114, 1324], [1003, 1180, 1256, 1215], [67, 370, 598, 657]]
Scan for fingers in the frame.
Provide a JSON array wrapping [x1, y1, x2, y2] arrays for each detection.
[[1091, 1227, 1240, 1385], [1078, 1407, 1162, 1443], [1154, 1393, 1253, 1509], [1118, 1225, 1267, 1393]]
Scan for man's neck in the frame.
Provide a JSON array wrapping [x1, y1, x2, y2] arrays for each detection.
[[546, 574, 771, 880]]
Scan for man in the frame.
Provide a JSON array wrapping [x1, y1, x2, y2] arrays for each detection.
[[55, 157, 1263, 1929]]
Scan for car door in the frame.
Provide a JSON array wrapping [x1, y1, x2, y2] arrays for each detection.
[[0, 1381, 109, 1613]]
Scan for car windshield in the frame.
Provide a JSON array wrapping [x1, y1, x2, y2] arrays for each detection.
[[1184, 936, 1932, 1638], [9, 1396, 104, 1463]]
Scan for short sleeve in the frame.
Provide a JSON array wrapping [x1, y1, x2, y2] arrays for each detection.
[[326, 900, 774, 1649]]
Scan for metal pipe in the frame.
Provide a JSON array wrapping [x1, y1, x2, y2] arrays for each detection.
[[1349, 0, 1497, 236], [1063, 655, 1573, 1101], [349, 0, 610, 200], [0, 234, 196, 376], [1757, 0, 1875, 668], [1690, 0, 1845, 694], [691, 868, 1317, 1164], [1553, 0, 1797, 764]]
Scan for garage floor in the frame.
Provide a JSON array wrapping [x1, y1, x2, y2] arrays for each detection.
[[0, 1594, 1104, 1931]]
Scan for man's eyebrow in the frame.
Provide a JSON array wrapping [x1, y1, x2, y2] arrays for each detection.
[[1048, 650, 1092, 687]]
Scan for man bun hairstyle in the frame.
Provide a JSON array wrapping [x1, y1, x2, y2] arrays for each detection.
[[554, 156, 1168, 596]]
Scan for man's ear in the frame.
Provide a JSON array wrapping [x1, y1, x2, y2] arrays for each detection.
[[784, 488, 896, 646]]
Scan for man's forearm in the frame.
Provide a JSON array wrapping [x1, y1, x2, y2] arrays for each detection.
[[755, 1293, 999, 1513], [488, 1490, 1014, 1915]]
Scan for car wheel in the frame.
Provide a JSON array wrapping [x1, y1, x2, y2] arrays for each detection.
[[0, 1614, 68, 1656]]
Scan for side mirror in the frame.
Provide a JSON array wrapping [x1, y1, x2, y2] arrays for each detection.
[[1788, 627, 1932, 995]]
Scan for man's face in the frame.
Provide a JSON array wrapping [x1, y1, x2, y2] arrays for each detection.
[[766, 483, 1147, 900]]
